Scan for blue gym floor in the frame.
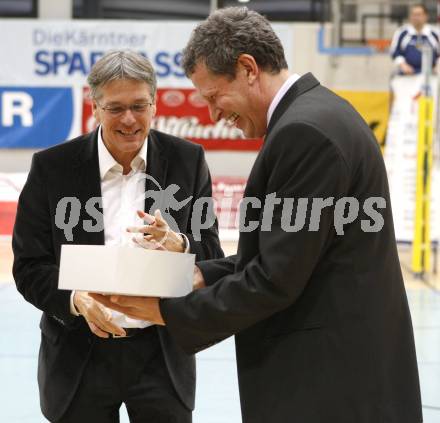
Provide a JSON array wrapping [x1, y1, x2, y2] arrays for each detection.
[[0, 278, 439, 422]]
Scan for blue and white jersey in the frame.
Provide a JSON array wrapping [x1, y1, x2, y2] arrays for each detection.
[[390, 24, 440, 73]]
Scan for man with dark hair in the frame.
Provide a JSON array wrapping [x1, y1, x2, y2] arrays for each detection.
[[390, 3, 439, 74], [94, 8, 423, 423], [13, 50, 223, 423]]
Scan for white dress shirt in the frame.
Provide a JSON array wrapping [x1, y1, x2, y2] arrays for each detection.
[[267, 74, 301, 128], [71, 127, 151, 328]]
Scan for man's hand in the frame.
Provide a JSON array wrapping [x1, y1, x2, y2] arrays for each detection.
[[73, 291, 126, 338], [89, 265, 205, 324], [193, 265, 206, 290], [89, 294, 165, 325], [400, 62, 415, 75], [128, 210, 186, 252]]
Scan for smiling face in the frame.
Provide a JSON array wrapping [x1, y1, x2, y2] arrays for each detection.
[[92, 79, 156, 165], [190, 60, 268, 139]]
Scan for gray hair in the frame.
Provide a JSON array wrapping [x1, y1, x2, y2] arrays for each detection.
[[87, 50, 157, 100], [182, 7, 288, 78]]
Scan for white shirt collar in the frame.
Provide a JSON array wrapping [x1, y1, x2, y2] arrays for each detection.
[[97, 126, 148, 180], [267, 74, 301, 127], [407, 24, 433, 36]]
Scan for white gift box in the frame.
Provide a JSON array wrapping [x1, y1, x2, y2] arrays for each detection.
[[58, 245, 195, 297]]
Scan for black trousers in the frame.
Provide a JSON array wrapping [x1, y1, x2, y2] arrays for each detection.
[[55, 327, 191, 423]]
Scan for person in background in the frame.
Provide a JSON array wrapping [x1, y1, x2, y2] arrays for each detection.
[[390, 3, 440, 75]]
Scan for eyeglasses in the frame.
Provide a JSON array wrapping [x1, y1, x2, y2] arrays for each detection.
[[95, 100, 154, 117]]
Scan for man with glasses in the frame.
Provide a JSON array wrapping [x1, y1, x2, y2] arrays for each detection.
[[12, 50, 223, 423]]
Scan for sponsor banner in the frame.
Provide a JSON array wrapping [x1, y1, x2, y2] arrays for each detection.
[[84, 87, 390, 152], [0, 20, 292, 87], [82, 87, 263, 150], [212, 177, 246, 230], [0, 86, 74, 148], [0, 173, 27, 201], [82, 87, 390, 152], [0, 19, 292, 150], [383, 75, 439, 242], [0, 20, 191, 87], [334, 89, 390, 147], [0, 202, 17, 235], [154, 89, 262, 150], [0, 173, 27, 235]]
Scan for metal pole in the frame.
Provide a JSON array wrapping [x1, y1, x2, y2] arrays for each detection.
[[434, 0, 440, 158], [331, 0, 342, 48], [210, 0, 218, 14], [412, 46, 434, 277], [422, 45, 433, 97]]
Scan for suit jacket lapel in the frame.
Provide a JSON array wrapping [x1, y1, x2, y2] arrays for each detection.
[[267, 73, 320, 134], [72, 128, 105, 245], [144, 130, 170, 214]]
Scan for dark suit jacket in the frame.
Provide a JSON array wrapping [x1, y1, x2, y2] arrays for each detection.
[[12, 128, 224, 421], [160, 74, 422, 423]]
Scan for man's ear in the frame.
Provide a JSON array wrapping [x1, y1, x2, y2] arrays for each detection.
[[237, 54, 259, 84], [151, 103, 157, 117], [91, 100, 101, 123]]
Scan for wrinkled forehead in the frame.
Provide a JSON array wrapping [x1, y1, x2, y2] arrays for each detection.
[[96, 79, 154, 103], [190, 62, 234, 97]]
